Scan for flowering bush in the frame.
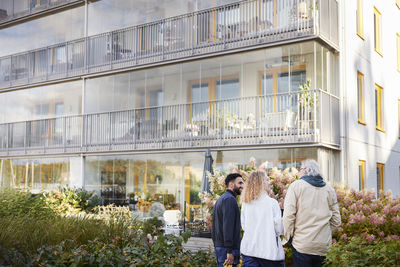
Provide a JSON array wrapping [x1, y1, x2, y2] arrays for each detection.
[[200, 158, 400, 244], [199, 158, 299, 228], [333, 185, 400, 243]]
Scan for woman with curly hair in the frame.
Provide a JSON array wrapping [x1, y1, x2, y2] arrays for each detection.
[[240, 170, 285, 267]]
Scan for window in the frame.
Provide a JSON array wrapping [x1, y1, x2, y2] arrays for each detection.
[[358, 160, 366, 190], [376, 163, 384, 193], [374, 7, 382, 55], [375, 84, 384, 131], [189, 75, 240, 121], [259, 65, 306, 113], [397, 33, 400, 72], [398, 99, 400, 138], [357, 0, 364, 38], [357, 72, 365, 124], [137, 86, 164, 122]]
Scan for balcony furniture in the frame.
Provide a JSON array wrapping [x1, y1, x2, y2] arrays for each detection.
[[260, 109, 297, 131]]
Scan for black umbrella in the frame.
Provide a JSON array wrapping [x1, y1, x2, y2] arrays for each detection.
[[201, 149, 214, 193]]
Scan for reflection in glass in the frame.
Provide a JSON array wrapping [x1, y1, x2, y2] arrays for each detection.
[[0, 157, 72, 192]]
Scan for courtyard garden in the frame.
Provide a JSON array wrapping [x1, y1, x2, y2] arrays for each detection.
[[0, 158, 399, 266]]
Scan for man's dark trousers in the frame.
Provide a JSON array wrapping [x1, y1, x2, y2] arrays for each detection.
[[291, 245, 325, 267]]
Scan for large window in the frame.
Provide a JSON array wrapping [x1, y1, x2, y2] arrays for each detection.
[[357, 72, 365, 124], [376, 163, 384, 193], [0, 157, 77, 192], [357, 0, 364, 39], [259, 66, 306, 113], [375, 83, 384, 131], [397, 33, 400, 72], [374, 7, 382, 56], [189, 76, 240, 121], [358, 160, 366, 190], [398, 99, 400, 138]]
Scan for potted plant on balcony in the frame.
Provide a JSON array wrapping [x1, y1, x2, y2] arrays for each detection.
[[298, 80, 316, 129]]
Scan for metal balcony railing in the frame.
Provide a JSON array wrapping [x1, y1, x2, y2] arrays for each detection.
[[0, 0, 339, 90], [0, 0, 84, 27], [0, 89, 339, 156]]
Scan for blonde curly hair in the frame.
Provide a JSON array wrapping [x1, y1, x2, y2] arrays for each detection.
[[241, 170, 269, 203]]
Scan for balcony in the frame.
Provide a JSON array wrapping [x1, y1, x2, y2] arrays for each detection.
[[0, 0, 85, 27], [0, 0, 339, 90], [0, 89, 339, 156]]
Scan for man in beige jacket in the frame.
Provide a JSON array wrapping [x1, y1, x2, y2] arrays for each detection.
[[283, 160, 341, 267]]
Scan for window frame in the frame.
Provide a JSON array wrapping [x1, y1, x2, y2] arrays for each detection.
[[258, 64, 307, 113], [397, 33, 400, 72], [188, 74, 240, 121], [375, 83, 384, 132], [374, 7, 383, 56], [356, 0, 364, 39], [357, 71, 365, 124], [376, 162, 384, 193], [398, 99, 400, 138], [358, 160, 366, 190]]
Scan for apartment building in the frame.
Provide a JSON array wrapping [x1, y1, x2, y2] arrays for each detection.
[[0, 0, 398, 214]]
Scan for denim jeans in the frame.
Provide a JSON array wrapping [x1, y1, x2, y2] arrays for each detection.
[[291, 245, 326, 267], [214, 247, 240, 267], [242, 254, 285, 267]]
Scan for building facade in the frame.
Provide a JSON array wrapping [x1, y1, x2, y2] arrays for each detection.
[[0, 0, 398, 215]]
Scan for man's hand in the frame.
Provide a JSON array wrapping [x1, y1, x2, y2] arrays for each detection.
[[224, 253, 234, 265]]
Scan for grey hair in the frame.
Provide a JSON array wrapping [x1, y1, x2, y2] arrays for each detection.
[[301, 159, 321, 177]]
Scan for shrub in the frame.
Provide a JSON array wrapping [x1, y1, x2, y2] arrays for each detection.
[[44, 187, 102, 214], [334, 185, 400, 242], [142, 216, 164, 236], [325, 237, 400, 267], [0, 189, 55, 219], [0, 213, 130, 254], [0, 228, 215, 266]]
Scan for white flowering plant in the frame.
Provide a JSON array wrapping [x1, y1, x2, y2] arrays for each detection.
[[199, 158, 299, 228]]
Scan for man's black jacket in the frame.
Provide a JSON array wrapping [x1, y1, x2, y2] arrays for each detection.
[[211, 189, 241, 253]]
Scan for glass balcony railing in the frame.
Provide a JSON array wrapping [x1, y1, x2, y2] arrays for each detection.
[[0, 0, 339, 90], [0, 89, 339, 156], [0, 0, 84, 26]]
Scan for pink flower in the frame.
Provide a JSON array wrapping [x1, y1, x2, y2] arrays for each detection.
[[365, 234, 376, 243], [391, 215, 400, 225], [382, 206, 390, 215], [348, 212, 367, 224], [369, 212, 386, 226], [343, 196, 353, 207], [390, 205, 400, 215]]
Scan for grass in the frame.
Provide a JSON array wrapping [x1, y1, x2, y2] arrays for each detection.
[[0, 189, 130, 254]]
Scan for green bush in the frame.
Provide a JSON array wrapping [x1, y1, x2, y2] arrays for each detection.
[[0, 227, 215, 266], [142, 216, 164, 236], [44, 187, 102, 214], [325, 237, 400, 267], [0, 213, 129, 254], [0, 189, 55, 219]]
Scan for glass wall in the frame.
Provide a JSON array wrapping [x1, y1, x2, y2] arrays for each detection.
[[0, 5, 84, 57], [0, 80, 82, 123], [88, 0, 241, 36], [84, 147, 322, 218], [85, 41, 338, 115], [0, 156, 82, 193]]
